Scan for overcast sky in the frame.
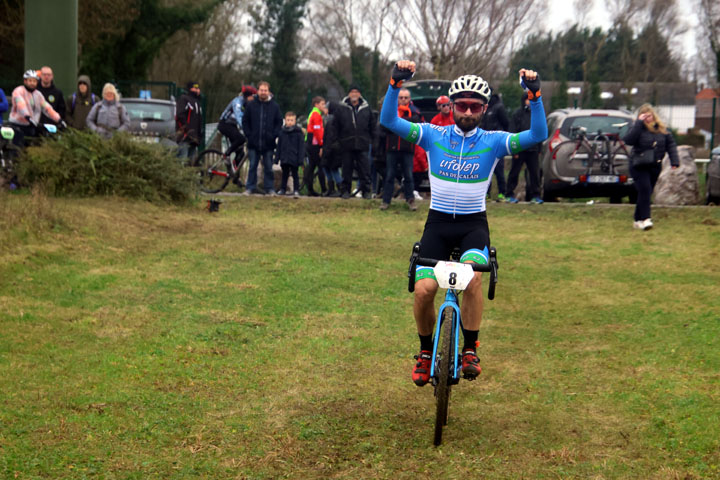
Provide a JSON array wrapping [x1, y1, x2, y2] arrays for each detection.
[[546, 0, 698, 56]]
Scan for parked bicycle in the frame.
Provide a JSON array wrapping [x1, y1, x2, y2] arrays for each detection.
[[408, 242, 499, 446], [0, 126, 19, 188], [551, 125, 632, 185], [194, 148, 248, 194], [1, 122, 60, 189]]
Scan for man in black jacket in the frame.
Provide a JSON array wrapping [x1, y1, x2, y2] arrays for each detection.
[[37, 66, 66, 124], [331, 84, 375, 199], [481, 90, 510, 201], [377, 88, 421, 210], [507, 92, 543, 203], [242, 81, 283, 195], [176, 81, 203, 161]]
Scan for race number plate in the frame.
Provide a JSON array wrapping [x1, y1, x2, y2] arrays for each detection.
[[433, 261, 475, 291], [588, 175, 618, 183]]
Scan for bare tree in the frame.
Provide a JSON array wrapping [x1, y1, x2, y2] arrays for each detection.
[[305, 0, 398, 105], [392, 0, 547, 81], [699, 0, 720, 84], [149, 0, 251, 117], [305, 0, 395, 70]]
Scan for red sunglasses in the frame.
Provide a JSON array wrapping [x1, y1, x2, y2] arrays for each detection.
[[453, 101, 485, 114]]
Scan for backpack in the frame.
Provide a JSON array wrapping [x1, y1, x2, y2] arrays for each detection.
[[70, 92, 97, 114]]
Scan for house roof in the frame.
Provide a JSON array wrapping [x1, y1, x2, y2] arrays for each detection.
[[696, 88, 720, 100]]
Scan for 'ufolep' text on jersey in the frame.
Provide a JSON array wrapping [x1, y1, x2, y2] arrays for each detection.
[[380, 86, 547, 215]]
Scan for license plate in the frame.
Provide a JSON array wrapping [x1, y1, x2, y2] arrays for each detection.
[[587, 175, 618, 183]]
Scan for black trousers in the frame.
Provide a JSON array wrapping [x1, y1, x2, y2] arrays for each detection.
[[630, 163, 661, 221], [506, 150, 540, 199], [217, 119, 246, 158], [304, 144, 326, 193], [341, 149, 371, 194], [281, 164, 299, 192], [9, 123, 37, 148]]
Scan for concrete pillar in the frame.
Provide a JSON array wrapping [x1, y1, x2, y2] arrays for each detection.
[[25, 0, 78, 95]]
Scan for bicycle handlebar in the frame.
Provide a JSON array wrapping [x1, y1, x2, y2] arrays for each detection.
[[416, 257, 492, 272], [408, 243, 499, 299]]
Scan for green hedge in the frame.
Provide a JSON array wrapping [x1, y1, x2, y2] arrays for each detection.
[[18, 130, 197, 204]]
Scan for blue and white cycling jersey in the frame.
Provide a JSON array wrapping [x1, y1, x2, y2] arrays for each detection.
[[220, 96, 245, 127], [380, 85, 548, 215]]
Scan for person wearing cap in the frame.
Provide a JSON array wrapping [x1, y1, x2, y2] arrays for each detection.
[[330, 84, 376, 199], [37, 66, 66, 124], [176, 81, 203, 160], [86, 83, 130, 139], [430, 95, 454, 126], [9, 70, 62, 148], [217, 85, 256, 166], [66, 75, 98, 130], [379, 60, 547, 387]]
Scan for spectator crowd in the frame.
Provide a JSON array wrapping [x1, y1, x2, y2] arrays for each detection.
[[1, 66, 546, 208]]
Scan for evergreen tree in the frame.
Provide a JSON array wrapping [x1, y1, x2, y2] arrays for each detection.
[[551, 71, 569, 110], [81, 0, 223, 84], [250, 0, 308, 112]]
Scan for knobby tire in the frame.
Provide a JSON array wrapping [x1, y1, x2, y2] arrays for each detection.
[[434, 306, 455, 446], [197, 149, 230, 193]]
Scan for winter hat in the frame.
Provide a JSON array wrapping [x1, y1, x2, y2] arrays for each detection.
[[241, 85, 257, 98]]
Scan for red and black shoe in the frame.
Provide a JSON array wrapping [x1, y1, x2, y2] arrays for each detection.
[[412, 350, 432, 386], [461, 349, 482, 379]]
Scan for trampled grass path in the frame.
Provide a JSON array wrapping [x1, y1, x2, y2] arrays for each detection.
[[1, 192, 719, 479]]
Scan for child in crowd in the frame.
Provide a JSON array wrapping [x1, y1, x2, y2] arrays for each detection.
[[276, 111, 305, 197]]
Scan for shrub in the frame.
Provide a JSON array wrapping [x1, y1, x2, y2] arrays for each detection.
[[672, 128, 705, 149], [17, 130, 197, 204]]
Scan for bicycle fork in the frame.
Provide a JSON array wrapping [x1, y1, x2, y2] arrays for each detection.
[[429, 289, 463, 385]]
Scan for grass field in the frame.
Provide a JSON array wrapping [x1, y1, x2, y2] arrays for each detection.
[[1, 191, 719, 479]]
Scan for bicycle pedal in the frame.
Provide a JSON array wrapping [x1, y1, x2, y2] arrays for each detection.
[[462, 373, 478, 381]]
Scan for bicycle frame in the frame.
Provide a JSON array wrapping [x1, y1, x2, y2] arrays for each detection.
[[429, 289, 462, 383]]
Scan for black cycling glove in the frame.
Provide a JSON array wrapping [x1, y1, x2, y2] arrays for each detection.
[[390, 63, 414, 88], [520, 74, 542, 100]]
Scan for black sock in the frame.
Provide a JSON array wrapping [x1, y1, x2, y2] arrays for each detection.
[[462, 328, 478, 351], [419, 334, 433, 352]]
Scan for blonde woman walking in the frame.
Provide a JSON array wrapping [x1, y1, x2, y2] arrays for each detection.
[[622, 104, 678, 230]]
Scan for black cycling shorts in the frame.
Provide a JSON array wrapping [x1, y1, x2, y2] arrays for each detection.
[[415, 209, 490, 282]]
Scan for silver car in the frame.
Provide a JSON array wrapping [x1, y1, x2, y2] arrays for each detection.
[[541, 108, 636, 203], [120, 98, 177, 148]]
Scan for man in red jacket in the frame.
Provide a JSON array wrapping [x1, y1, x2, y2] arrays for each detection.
[[430, 95, 454, 126]]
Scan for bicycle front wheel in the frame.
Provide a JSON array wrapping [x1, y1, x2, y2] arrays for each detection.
[[196, 149, 230, 193], [434, 305, 455, 446]]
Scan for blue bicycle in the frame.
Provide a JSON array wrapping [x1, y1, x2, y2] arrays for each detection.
[[408, 242, 499, 446]]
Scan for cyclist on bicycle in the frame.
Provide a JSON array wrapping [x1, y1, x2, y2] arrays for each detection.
[[380, 60, 547, 386], [9, 70, 62, 148], [217, 85, 256, 164]]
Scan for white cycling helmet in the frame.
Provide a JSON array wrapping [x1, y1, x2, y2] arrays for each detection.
[[23, 69, 39, 80], [449, 75, 491, 103]]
